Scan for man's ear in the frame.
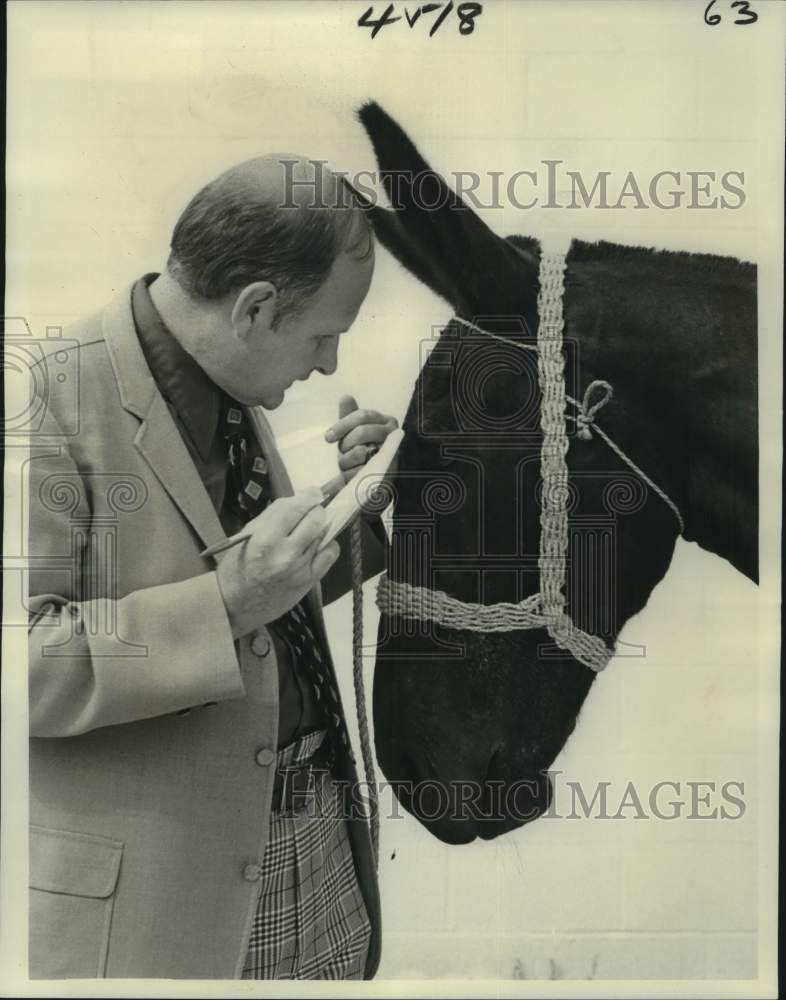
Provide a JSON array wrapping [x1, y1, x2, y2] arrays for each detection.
[[230, 281, 277, 338]]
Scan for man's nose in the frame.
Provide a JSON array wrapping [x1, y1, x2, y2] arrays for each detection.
[[315, 339, 339, 376]]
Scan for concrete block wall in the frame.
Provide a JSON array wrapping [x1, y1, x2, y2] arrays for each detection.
[[323, 546, 759, 980]]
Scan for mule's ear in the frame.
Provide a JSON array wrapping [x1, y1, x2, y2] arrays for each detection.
[[343, 177, 457, 304], [356, 101, 525, 306]]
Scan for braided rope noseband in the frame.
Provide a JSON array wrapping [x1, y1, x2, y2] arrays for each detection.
[[375, 251, 685, 674]]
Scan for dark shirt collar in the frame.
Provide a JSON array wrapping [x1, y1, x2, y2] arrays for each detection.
[[132, 273, 222, 461]]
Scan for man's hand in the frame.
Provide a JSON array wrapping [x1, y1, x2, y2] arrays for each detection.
[[325, 395, 399, 483], [215, 489, 340, 640]]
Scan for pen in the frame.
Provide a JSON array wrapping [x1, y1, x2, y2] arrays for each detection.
[[199, 472, 347, 559]]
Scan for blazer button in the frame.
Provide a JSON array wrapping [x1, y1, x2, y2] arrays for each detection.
[[242, 863, 263, 882], [251, 632, 271, 657], [255, 747, 276, 767]]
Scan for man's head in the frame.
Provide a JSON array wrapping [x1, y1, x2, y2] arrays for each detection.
[[165, 155, 374, 408]]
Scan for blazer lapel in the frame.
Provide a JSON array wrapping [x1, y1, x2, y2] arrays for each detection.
[[102, 283, 226, 553], [101, 284, 332, 591], [135, 392, 226, 551]]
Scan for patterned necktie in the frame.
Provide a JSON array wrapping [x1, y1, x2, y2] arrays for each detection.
[[275, 602, 351, 754], [221, 400, 352, 756], [223, 402, 271, 520]]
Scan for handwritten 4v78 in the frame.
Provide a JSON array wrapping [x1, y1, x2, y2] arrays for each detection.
[[358, 3, 483, 39]]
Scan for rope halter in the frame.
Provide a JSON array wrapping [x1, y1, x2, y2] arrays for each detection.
[[352, 248, 686, 858], [375, 249, 686, 673]]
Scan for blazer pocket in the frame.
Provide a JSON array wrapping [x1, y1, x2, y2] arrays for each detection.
[[29, 825, 124, 979]]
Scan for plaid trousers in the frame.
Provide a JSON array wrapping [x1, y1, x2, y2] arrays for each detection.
[[242, 730, 371, 980]]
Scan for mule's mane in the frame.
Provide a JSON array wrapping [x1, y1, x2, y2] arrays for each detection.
[[507, 233, 754, 278], [565, 238, 755, 277]]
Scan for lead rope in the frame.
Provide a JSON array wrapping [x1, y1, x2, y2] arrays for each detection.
[[350, 517, 379, 867]]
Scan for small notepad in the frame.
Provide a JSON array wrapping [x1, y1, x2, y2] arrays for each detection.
[[320, 428, 404, 547]]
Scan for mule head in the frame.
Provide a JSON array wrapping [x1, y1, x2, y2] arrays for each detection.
[[358, 102, 750, 846], [356, 103, 609, 844]]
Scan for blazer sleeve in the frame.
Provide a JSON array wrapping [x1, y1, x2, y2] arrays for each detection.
[[27, 410, 245, 738]]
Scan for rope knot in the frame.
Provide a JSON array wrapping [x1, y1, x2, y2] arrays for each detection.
[[575, 380, 613, 440]]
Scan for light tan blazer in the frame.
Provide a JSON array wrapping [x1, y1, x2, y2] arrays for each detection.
[[27, 284, 382, 979]]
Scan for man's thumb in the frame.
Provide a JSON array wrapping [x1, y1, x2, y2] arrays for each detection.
[[339, 395, 358, 420]]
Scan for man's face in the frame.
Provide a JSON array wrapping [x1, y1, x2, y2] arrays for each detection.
[[241, 249, 375, 409]]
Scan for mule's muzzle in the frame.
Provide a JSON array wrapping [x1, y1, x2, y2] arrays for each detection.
[[476, 771, 553, 841], [389, 770, 554, 845]]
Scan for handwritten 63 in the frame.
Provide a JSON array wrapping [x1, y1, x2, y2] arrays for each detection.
[[358, 2, 483, 39]]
